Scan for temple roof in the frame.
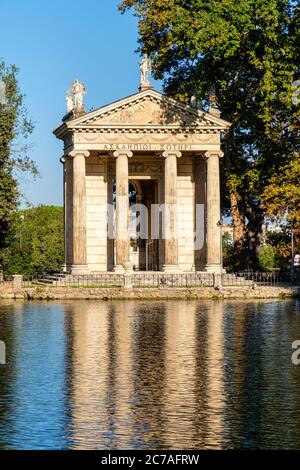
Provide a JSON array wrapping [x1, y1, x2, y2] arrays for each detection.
[[54, 88, 231, 139]]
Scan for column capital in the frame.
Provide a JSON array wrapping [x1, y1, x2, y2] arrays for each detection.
[[69, 150, 90, 159], [204, 150, 224, 159], [113, 150, 133, 159], [162, 150, 182, 159]]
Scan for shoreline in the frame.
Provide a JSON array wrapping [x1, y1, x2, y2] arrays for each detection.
[[0, 285, 299, 301]]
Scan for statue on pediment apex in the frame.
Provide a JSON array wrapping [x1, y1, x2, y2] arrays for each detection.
[[140, 54, 153, 90], [66, 79, 86, 114]]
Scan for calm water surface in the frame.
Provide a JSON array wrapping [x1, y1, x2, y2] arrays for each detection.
[[0, 299, 300, 449]]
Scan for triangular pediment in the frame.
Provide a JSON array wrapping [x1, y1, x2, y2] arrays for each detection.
[[63, 89, 230, 130]]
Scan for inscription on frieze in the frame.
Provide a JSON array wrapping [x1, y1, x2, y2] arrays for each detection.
[[103, 143, 192, 152]]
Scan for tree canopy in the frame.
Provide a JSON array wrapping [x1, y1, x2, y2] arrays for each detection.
[[0, 61, 37, 263]]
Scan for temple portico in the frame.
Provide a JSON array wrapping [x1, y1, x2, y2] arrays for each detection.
[[54, 74, 230, 275]]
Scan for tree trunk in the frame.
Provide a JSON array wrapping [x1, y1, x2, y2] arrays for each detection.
[[230, 192, 246, 243], [230, 191, 247, 271], [246, 204, 264, 271]]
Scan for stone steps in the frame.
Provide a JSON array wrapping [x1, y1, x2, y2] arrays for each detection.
[[33, 273, 67, 286]]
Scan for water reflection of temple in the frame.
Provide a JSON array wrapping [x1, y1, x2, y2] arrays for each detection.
[[2, 300, 300, 449], [64, 301, 230, 449]]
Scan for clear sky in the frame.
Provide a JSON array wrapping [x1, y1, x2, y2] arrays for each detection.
[[0, 0, 159, 207]]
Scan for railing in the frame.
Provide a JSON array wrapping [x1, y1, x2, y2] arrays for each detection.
[[1, 274, 41, 288], [131, 272, 214, 288], [0, 271, 299, 289], [223, 271, 300, 287], [47, 272, 215, 288], [61, 273, 124, 288]]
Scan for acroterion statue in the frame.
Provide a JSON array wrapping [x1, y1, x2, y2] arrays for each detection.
[[140, 54, 152, 89], [66, 79, 86, 114]]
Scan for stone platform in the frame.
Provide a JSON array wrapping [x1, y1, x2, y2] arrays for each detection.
[[0, 285, 299, 301]]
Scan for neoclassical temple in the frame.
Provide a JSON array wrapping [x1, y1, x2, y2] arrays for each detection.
[[54, 67, 230, 274]]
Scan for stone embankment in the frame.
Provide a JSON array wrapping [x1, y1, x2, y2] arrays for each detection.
[[0, 285, 299, 301]]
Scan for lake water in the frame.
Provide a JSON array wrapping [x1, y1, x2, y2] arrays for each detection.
[[0, 299, 300, 450]]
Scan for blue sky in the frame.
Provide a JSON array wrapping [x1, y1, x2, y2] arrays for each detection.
[[0, 0, 159, 207]]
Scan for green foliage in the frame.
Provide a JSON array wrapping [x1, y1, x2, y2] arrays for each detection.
[[2, 205, 64, 275], [262, 156, 300, 231], [262, 156, 300, 263], [222, 232, 236, 272], [120, 0, 300, 269], [265, 229, 297, 270], [223, 244, 236, 272], [0, 61, 36, 259], [223, 232, 233, 248], [258, 244, 280, 271]]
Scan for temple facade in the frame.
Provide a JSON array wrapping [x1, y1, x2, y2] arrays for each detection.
[[54, 79, 230, 275]]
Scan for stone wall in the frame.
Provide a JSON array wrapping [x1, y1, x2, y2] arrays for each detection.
[[0, 286, 299, 301]]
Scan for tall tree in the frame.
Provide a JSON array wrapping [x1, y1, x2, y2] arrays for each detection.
[[2, 206, 64, 275], [120, 0, 300, 269], [0, 61, 36, 264]]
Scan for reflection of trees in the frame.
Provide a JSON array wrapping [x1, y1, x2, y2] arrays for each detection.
[[0, 303, 17, 450]]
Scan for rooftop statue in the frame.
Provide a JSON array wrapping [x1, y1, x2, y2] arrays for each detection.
[[140, 54, 152, 90], [66, 79, 86, 114]]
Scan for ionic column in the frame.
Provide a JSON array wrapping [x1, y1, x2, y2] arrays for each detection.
[[60, 156, 68, 272], [114, 150, 133, 273], [162, 150, 181, 272], [193, 156, 207, 271], [70, 150, 90, 274], [61, 157, 66, 271], [205, 151, 223, 273]]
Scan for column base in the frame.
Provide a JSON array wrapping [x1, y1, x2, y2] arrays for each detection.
[[65, 265, 72, 274], [205, 264, 223, 274], [114, 264, 125, 274], [193, 263, 206, 272], [124, 274, 133, 289], [62, 264, 68, 273], [162, 264, 182, 273], [206, 265, 226, 275], [193, 264, 207, 272], [71, 265, 90, 275]]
